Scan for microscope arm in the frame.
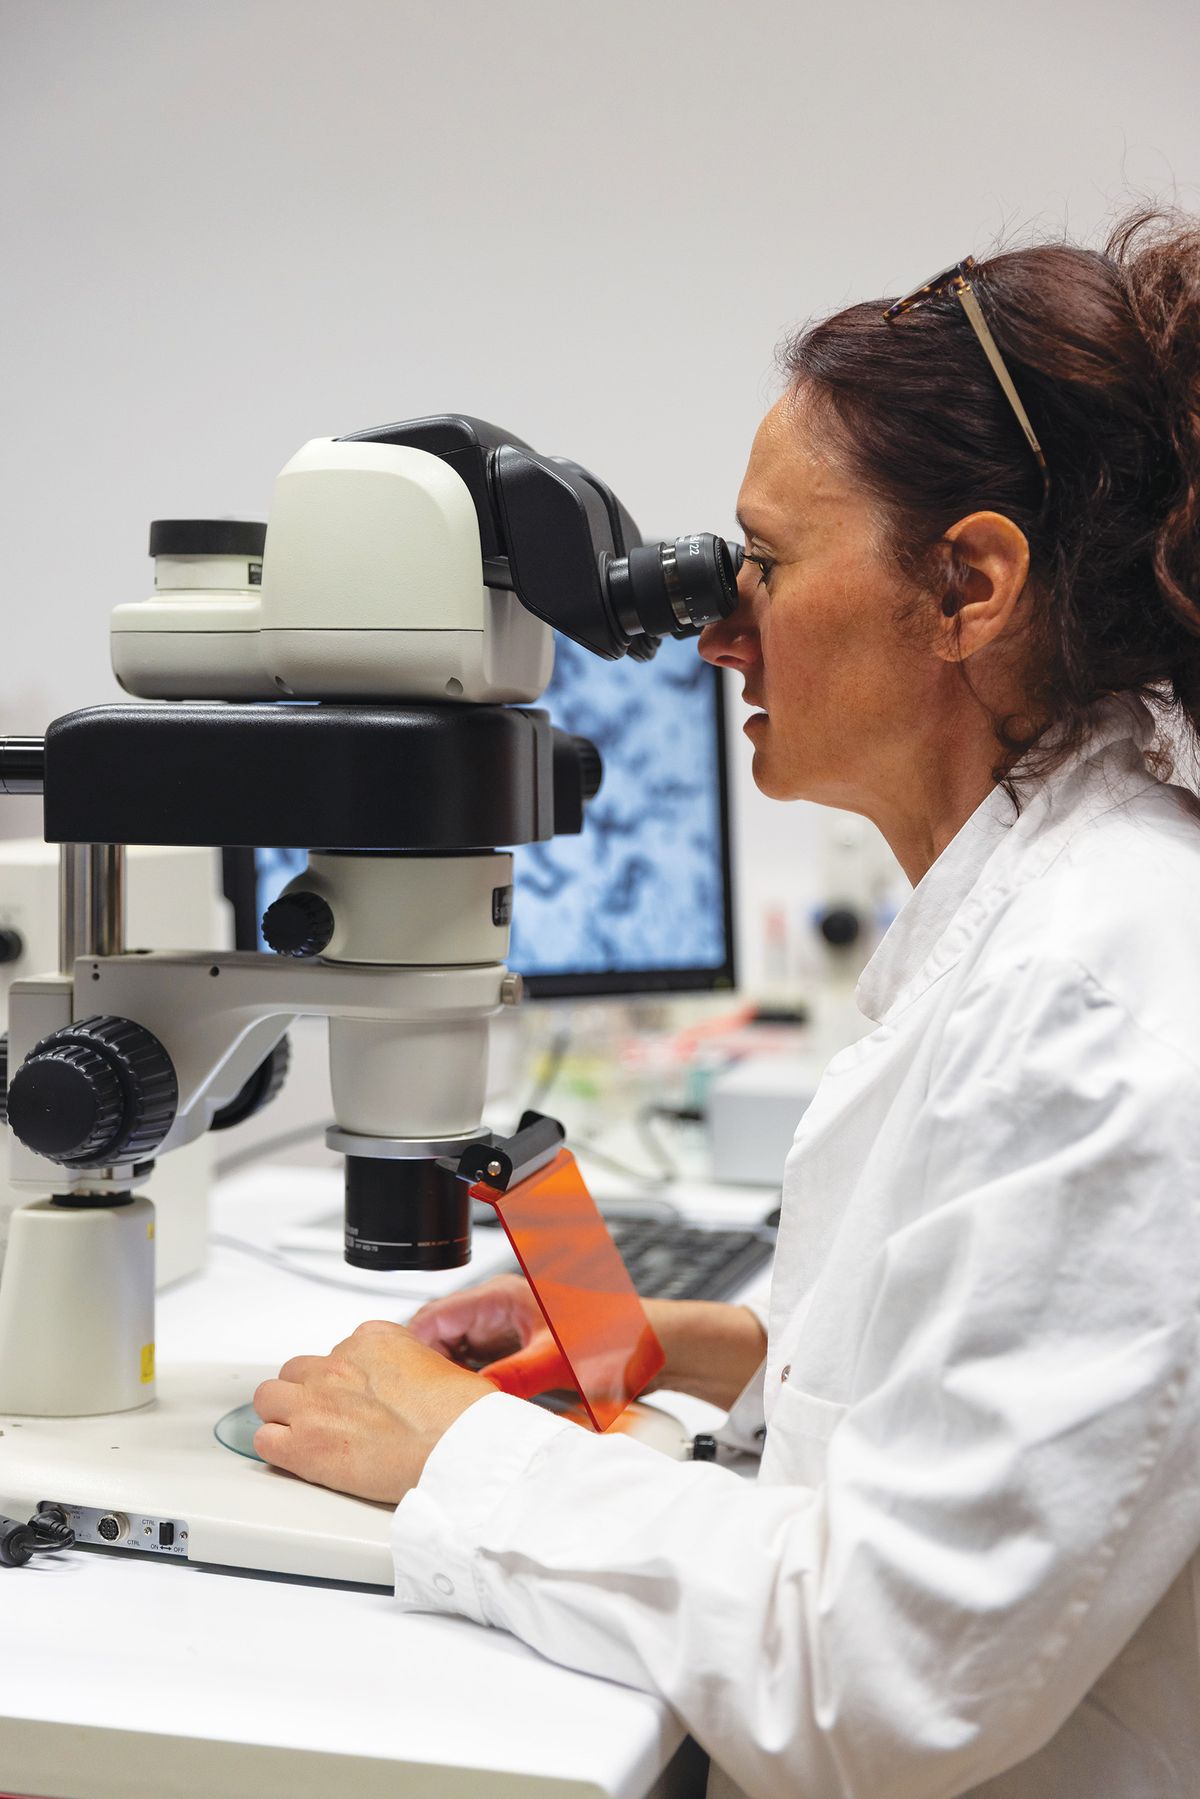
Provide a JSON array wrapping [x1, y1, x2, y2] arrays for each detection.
[[7, 949, 518, 1192]]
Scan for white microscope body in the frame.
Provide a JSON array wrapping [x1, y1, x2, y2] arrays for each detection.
[[111, 436, 553, 704], [0, 416, 738, 1582]]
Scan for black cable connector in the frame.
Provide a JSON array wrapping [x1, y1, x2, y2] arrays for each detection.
[[0, 1508, 76, 1567], [0, 1516, 37, 1567], [29, 1507, 75, 1549]]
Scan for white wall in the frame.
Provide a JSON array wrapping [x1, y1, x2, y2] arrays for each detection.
[[3, 0, 1198, 988]]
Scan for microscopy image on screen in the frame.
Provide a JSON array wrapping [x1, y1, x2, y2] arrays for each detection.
[[508, 634, 729, 982]]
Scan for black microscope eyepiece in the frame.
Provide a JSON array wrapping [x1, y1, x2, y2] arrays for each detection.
[[605, 533, 740, 642]]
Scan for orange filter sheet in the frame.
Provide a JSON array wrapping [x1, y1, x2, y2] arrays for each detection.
[[470, 1147, 665, 1431]]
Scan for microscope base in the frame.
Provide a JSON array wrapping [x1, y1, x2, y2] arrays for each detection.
[[0, 1362, 689, 1587]]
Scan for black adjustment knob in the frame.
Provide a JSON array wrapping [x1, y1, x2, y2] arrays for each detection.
[[691, 1433, 719, 1462], [0, 928, 23, 965], [262, 891, 335, 958], [551, 730, 604, 837], [6, 1015, 178, 1168], [818, 905, 862, 950], [0, 1033, 8, 1126], [209, 1033, 292, 1132], [569, 735, 603, 803], [149, 519, 267, 558]]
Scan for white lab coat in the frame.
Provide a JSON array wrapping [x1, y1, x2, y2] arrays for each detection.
[[392, 697, 1200, 1799]]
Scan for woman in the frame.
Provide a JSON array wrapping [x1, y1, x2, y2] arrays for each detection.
[[252, 212, 1200, 1798]]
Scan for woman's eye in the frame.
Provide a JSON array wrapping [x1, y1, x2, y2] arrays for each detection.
[[746, 553, 776, 588]]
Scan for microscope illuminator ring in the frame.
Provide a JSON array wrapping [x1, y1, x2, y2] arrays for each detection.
[[325, 1128, 483, 1161]]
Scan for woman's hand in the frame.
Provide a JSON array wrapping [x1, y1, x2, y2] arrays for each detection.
[[407, 1273, 572, 1397], [252, 1320, 494, 1503], [409, 1275, 767, 1413], [407, 1271, 546, 1368]]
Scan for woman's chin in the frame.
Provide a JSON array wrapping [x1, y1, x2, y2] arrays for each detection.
[[749, 744, 788, 800], [748, 732, 808, 802]]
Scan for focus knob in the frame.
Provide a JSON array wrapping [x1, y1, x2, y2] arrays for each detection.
[[0, 928, 23, 965], [209, 1033, 291, 1132], [6, 1015, 178, 1168], [551, 731, 604, 836], [262, 891, 335, 958], [569, 735, 603, 803]]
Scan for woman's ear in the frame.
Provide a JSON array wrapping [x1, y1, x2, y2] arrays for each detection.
[[934, 512, 1030, 663]]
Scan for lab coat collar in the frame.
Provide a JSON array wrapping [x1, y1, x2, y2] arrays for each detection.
[[855, 695, 1157, 1025]]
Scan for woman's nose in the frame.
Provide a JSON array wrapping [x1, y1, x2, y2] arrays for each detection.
[[698, 578, 760, 671]]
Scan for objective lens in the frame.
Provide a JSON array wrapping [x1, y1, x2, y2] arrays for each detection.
[[605, 534, 739, 643], [343, 1155, 470, 1271]]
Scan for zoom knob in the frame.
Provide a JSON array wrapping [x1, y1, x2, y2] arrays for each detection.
[[569, 735, 603, 803], [208, 1034, 291, 1132], [551, 731, 604, 836], [262, 891, 335, 958], [6, 1015, 178, 1168]]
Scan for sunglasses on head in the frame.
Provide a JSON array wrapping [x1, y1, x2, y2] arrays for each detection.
[[884, 256, 1050, 500]]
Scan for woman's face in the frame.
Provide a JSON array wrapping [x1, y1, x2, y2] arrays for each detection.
[[699, 392, 935, 812]]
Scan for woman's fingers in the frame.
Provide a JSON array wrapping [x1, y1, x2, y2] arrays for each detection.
[[252, 1375, 301, 1423], [407, 1275, 537, 1362], [483, 1331, 573, 1398], [277, 1353, 326, 1385], [253, 1421, 296, 1470], [405, 1294, 482, 1354]]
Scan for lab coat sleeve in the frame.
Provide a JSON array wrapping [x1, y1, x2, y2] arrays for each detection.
[[392, 954, 1200, 1799], [713, 1345, 768, 1458]]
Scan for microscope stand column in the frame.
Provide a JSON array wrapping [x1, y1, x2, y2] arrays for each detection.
[[0, 841, 157, 1417]]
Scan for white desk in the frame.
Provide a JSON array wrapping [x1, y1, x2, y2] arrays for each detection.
[[0, 1165, 769, 1799]]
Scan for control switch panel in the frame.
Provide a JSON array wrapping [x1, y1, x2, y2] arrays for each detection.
[[41, 1499, 189, 1558]]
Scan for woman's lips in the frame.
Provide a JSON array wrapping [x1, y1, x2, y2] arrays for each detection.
[[742, 689, 767, 732]]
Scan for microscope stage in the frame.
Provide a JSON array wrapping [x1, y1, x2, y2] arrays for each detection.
[[0, 1362, 397, 1585], [0, 1363, 690, 1588]]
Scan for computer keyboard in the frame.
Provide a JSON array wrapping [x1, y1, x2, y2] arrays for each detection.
[[279, 1202, 776, 1305], [605, 1217, 775, 1303]]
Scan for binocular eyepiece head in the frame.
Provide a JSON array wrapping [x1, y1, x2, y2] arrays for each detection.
[[605, 534, 742, 644]]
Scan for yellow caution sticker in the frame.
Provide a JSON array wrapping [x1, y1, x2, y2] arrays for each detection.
[[140, 1343, 156, 1385], [147, 1221, 155, 1240]]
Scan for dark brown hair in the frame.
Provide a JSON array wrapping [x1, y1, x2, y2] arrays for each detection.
[[782, 210, 1200, 789]]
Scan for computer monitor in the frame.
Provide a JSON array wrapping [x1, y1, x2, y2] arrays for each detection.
[[224, 633, 735, 998]]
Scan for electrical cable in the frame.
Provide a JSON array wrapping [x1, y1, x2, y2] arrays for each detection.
[[208, 1231, 441, 1300], [567, 1132, 674, 1191], [0, 1508, 76, 1569], [520, 1019, 573, 1116], [633, 1102, 683, 1182], [213, 1118, 336, 1179]]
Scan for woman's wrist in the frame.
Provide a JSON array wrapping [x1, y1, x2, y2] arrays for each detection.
[[642, 1299, 767, 1410]]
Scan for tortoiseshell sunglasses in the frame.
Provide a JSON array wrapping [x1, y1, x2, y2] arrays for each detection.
[[883, 256, 1050, 499]]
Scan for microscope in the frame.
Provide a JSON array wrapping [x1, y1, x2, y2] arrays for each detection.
[[0, 416, 739, 1582]]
